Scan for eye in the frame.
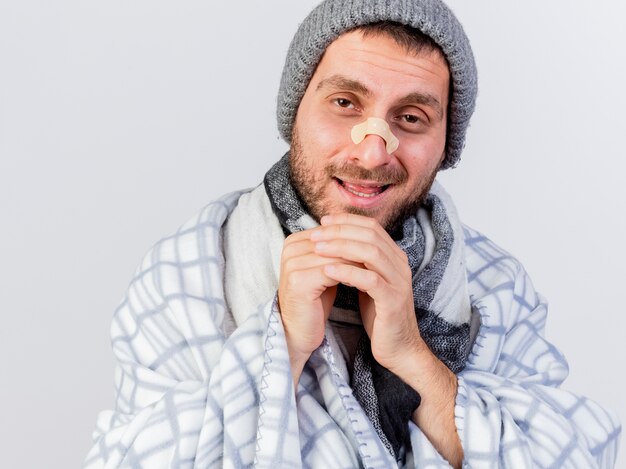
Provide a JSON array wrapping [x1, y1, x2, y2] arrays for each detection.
[[400, 114, 420, 124], [333, 97, 355, 109], [394, 110, 428, 132]]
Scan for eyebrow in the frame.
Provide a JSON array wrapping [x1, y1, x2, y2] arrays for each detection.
[[396, 92, 444, 121], [316, 74, 372, 97], [316, 73, 444, 121]]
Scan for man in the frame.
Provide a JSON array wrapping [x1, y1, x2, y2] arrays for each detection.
[[85, 0, 620, 467]]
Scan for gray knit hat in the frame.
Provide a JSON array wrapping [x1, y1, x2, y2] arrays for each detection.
[[277, 0, 477, 170]]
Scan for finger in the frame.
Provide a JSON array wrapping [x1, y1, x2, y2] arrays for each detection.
[[318, 214, 401, 256], [314, 238, 406, 284], [282, 238, 316, 261], [323, 263, 389, 299], [311, 222, 401, 262], [321, 212, 385, 230], [283, 251, 362, 274], [282, 265, 341, 302], [283, 228, 316, 246]]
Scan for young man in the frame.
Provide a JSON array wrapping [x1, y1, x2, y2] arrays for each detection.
[[85, 1, 620, 467]]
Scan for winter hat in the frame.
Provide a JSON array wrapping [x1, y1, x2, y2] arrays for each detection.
[[277, 0, 477, 170]]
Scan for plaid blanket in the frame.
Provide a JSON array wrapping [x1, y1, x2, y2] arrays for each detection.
[[84, 187, 621, 468]]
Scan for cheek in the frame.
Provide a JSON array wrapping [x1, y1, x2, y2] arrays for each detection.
[[302, 113, 355, 153], [396, 138, 445, 180], [399, 131, 446, 163]]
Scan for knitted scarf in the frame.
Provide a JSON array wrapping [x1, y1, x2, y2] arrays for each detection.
[[264, 153, 472, 459]]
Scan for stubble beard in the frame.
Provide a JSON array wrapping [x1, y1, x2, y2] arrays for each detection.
[[289, 128, 440, 235]]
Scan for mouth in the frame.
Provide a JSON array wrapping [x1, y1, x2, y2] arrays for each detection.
[[336, 178, 390, 197], [333, 177, 392, 207]]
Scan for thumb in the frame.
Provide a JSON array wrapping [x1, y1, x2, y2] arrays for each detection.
[[321, 285, 338, 318], [358, 290, 375, 334]]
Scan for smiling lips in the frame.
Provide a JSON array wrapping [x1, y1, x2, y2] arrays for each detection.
[[337, 178, 390, 198]]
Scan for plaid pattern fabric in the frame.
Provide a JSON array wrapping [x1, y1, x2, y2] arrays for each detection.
[[84, 190, 621, 468], [455, 226, 621, 468]]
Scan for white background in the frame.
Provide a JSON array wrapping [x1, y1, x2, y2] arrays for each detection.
[[1, 1, 624, 467]]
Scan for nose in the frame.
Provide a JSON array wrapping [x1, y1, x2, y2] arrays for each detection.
[[350, 133, 392, 169]]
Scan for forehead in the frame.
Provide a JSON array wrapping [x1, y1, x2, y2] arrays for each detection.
[[310, 30, 450, 101]]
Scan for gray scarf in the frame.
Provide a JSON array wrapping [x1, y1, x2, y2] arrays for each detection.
[[264, 153, 472, 460]]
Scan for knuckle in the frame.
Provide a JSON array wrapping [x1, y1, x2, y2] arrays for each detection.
[[364, 228, 377, 243], [282, 239, 298, 257], [284, 240, 312, 259], [368, 218, 382, 231], [287, 270, 304, 289], [370, 271, 382, 288], [283, 256, 297, 272], [281, 244, 294, 260], [284, 232, 299, 245], [399, 250, 409, 264], [370, 244, 383, 261]]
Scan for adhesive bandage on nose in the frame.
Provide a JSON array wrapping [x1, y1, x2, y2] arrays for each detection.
[[350, 117, 399, 154]]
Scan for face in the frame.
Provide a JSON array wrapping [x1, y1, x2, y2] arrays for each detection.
[[290, 30, 450, 233]]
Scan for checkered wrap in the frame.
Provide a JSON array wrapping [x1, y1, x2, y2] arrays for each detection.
[[84, 189, 621, 468]]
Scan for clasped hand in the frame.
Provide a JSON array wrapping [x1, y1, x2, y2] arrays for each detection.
[[278, 213, 424, 379]]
